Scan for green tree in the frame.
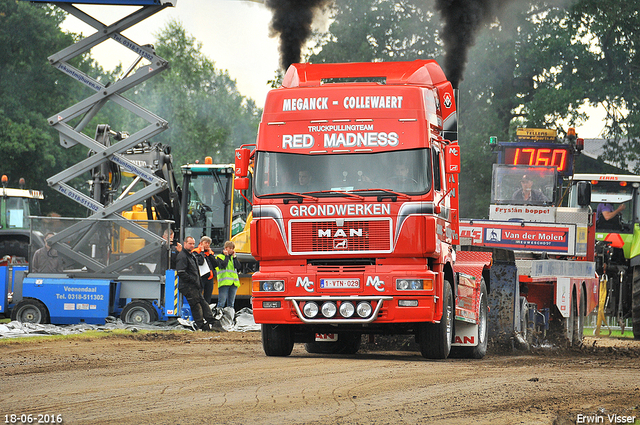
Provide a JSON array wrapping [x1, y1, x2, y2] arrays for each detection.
[[307, 0, 636, 217], [567, 0, 640, 172], [309, 0, 442, 64], [116, 21, 261, 169], [0, 1, 106, 216]]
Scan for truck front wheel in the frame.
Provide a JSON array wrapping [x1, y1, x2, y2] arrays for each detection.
[[262, 324, 294, 357], [417, 281, 453, 359]]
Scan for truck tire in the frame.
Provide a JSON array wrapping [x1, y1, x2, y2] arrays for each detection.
[[262, 324, 294, 357], [632, 266, 640, 340], [450, 279, 488, 359], [121, 300, 159, 325], [418, 281, 453, 359], [305, 333, 361, 355], [574, 291, 586, 346], [0, 239, 29, 260], [11, 298, 50, 324]]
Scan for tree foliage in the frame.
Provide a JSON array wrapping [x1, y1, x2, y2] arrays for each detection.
[[1, 8, 259, 216], [115, 21, 260, 169], [307, 0, 640, 217], [0, 1, 103, 216], [568, 0, 640, 171]]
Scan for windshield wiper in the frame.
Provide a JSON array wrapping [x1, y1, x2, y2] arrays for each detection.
[[301, 190, 365, 201], [348, 188, 411, 200], [257, 192, 318, 203]]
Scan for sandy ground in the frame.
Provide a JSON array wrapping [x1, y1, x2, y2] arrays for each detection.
[[1, 331, 639, 425]]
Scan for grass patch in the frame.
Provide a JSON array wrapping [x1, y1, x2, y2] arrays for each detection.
[[584, 327, 635, 339], [0, 328, 191, 346]]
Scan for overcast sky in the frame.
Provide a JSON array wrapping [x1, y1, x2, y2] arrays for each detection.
[[59, 0, 606, 139], [60, 0, 280, 107]]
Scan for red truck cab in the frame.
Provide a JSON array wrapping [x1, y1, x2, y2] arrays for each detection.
[[242, 61, 487, 359]]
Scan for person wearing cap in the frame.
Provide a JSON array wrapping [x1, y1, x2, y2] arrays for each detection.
[[512, 174, 549, 203]]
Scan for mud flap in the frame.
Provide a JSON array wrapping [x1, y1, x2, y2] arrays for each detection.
[[451, 321, 478, 346]]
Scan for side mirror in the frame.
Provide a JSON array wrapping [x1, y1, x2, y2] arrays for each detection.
[[235, 148, 250, 177], [444, 144, 460, 174], [577, 181, 591, 207]]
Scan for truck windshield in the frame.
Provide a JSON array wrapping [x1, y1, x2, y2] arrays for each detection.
[[254, 149, 432, 196], [491, 165, 556, 206]]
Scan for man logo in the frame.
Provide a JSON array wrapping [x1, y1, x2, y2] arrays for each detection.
[[366, 276, 385, 292], [318, 228, 363, 238], [296, 276, 314, 293]]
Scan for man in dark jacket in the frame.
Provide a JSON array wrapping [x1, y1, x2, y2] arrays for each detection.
[[176, 236, 216, 330]]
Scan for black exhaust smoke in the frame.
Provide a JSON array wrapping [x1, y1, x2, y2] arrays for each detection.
[[435, 0, 513, 88], [266, 0, 332, 71]]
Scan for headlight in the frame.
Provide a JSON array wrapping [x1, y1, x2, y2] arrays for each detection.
[[339, 301, 355, 318], [321, 301, 337, 318], [356, 301, 372, 318], [396, 279, 429, 290], [259, 280, 285, 292], [303, 301, 319, 318]]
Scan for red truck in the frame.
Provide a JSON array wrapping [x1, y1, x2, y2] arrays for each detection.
[[235, 60, 598, 358], [235, 60, 491, 359]]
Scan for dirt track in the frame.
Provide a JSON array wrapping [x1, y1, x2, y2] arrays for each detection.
[[1, 332, 639, 425]]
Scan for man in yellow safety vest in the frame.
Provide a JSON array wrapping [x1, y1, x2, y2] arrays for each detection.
[[214, 240, 241, 310]]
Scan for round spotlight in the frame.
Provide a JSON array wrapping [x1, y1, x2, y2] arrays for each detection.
[[262, 282, 273, 291], [273, 281, 284, 291], [397, 279, 409, 290], [356, 301, 372, 318], [321, 302, 337, 318], [339, 301, 355, 318], [303, 301, 319, 318]]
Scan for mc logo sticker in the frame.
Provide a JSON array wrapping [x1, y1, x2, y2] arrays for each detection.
[[296, 277, 314, 293], [366, 276, 385, 292]]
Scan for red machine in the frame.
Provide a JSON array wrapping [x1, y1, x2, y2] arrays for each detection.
[[237, 60, 490, 358]]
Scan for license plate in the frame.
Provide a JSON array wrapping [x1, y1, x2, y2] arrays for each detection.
[[319, 278, 360, 289]]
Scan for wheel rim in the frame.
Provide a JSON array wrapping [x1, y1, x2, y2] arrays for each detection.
[[445, 299, 453, 346], [126, 308, 151, 324], [18, 306, 42, 323]]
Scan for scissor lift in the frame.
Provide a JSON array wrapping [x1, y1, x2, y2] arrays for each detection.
[[9, 1, 186, 325], [26, 0, 177, 276]]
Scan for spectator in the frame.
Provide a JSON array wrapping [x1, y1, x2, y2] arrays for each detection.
[[214, 240, 242, 310], [31, 233, 63, 273], [163, 229, 182, 269], [192, 236, 216, 304], [176, 236, 216, 331]]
